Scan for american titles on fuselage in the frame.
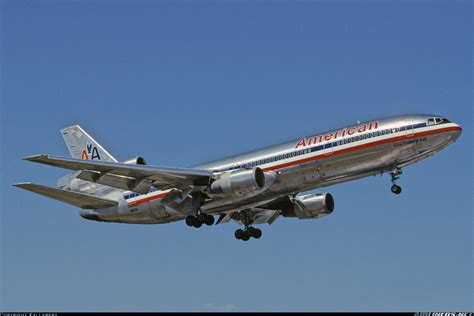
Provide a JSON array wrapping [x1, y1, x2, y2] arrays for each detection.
[[295, 121, 379, 149]]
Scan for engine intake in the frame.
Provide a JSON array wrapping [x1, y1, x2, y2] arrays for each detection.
[[209, 167, 266, 197], [123, 156, 147, 165]]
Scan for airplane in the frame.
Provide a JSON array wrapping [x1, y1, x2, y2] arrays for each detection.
[[14, 114, 462, 241]]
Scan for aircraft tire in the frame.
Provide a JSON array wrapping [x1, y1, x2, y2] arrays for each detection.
[[204, 215, 215, 226], [185, 216, 195, 227], [247, 227, 255, 236], [252, 228, 262, 239], [391, 184, 402, 195], [235, 229, 245, 240], [198, 214, 207, 224]]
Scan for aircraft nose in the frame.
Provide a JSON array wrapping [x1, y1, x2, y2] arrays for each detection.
[[451, 123, 462, 140]]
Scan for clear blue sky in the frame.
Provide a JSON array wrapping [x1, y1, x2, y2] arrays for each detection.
[[1, 0, 472, 312]]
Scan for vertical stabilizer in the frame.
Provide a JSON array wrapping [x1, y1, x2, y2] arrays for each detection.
[[60, 125, 117, 162]]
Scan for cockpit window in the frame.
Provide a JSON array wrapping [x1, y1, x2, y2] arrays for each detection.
[[427, 117, 447, 125]]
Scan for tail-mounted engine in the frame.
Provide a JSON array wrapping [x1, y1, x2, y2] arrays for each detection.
[[208, 167, 275, 197], [123, 156, 147, 165]]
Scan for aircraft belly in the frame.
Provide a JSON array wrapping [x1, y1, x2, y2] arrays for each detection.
[[98, 213, 169, 224], [97, 198, 175, 224], [147, 199, 172, 221], [313, 142, 393, 180]]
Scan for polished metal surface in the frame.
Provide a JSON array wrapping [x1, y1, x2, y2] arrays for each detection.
[[16, 114, 462, 225], [209, 167, 265, 196]]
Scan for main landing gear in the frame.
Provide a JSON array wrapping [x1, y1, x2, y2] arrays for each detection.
[[235, 226, 262, 241], [186, 192, 214, 228], [234, 211, 262, 241], [390, 168, 402, 195], [185, 210, 215, 228]]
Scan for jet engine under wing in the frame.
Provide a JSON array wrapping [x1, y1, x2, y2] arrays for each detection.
[[23, 154, 213, 192], [13, 182, 118, 209]]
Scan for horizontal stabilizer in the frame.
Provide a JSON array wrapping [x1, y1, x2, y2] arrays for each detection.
[[13, 182, 118, 209]]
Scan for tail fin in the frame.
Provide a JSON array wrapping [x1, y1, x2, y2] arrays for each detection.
[[60, 125, 117, 162]]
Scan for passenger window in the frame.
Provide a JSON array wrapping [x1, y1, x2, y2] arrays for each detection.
[[427, 118, 435, 126], [435, 118, 443, 124]]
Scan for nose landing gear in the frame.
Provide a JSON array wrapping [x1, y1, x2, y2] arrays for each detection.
[[390, 168, 402, 195]]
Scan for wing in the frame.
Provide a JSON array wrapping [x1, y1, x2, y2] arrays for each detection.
[[23, 154, 213, 193], [14, 182, 118, 209]]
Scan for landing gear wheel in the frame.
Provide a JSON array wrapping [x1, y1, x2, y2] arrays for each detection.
[[185, 216, 195, 227], [391, 184, 402, 195], [247, 227, 256, 236], [389, 168, 403, 195], [198, 213, 206, 224], [241, 232, 250, 241], [204, 215, 214, 226], [252, 228, 262, 239], [193, 220, 202, 228], [235, 229, 245, 240]]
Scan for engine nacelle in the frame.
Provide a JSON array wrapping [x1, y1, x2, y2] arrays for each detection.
[[293, 193, 335, 219], [209, 167, 266, 197], [123, 156, 147, 165], [79, 209, 103, 222], [286, 193, 335, 219]]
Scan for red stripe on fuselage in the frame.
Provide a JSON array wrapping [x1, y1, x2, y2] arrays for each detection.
[[128, 192, 169, 207], [262, 126, 461, 172]]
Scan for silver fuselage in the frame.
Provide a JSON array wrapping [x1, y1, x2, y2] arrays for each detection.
[[83, 114, 462, 224]]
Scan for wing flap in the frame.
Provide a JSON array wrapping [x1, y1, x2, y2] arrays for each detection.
[[249, 208, 281, 225], [215, 212, 234, 225], [214, 208, 281, 226], [14, 182, 118, 209], [76, 170, 139, 192]]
